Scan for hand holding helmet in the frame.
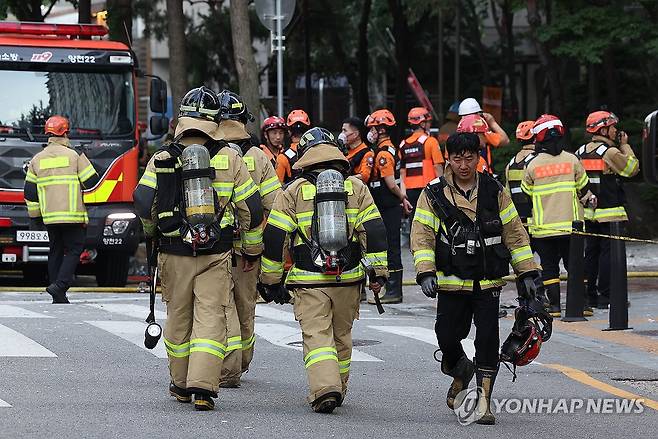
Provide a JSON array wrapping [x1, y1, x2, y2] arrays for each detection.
[[517, 270, 543, 301]]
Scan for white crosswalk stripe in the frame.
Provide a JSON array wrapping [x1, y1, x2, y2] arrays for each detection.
[[0, 323, 57, 357], [85, 303, 167, 321], [255, 304, 295, 322], [85, 321, 167, 358], [0, 398, 11, 408], [254, 322, 383, 362], [0, 304, 53, 318], [369, 325, 476, 359]]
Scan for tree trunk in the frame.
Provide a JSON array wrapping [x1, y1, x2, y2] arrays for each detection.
[[166, 0, 189, 122], [356, 0, 372, 117], [464, 0, 491, 85], [229, 0, 261, 132], [107, 0, 133, 46], [603, 48, 618, 111], [491, 0, 518, 121], [388, 0, 410, 141], [78, 0, 91, 24]]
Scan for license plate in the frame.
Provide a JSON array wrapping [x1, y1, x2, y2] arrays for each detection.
[[16, 230, 49, 242]]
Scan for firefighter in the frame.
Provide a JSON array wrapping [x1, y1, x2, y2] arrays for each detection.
[[23, 115, 100, 304], [437, 102, 460, 150], [400, 107, 445, 214], [277, 109, 311, 184], [366, 109, 411, 304], [133, 86, 264, 411], [216, 90, 281, 385], [411, 132, 541, 425], [505, 121, 537, 229], [259, 127, 388, 413], [339, 117, 374, 182], [458, 98, 510, 172], [522, 115, 596, 318], [456, 114, 493, 175], [261, 116, 287, 167], [577, 111, 639, 309]]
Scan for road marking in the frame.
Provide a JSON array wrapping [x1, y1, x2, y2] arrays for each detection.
[[0, 398, 10, 408], [85, 321, 167, 358], [0, 304, 53, 318], [255, 305, 295, 322], [369, 325, 476, 359], [552, 320, 658, 355], [0, 324, 57, 357], [545, 363, 658, 411], [85, 304, 166, 321], [254, 322, 383, 362]]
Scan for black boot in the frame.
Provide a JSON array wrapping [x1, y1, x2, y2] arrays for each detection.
[[441, 355, 475, 410], [169, 382, 191, 403], [475, 365, 498, 425], [194, 393, 215, 411], [46, 284, 70, 304], [312, 392, 341, 414], [379, 270, 403, 304], [546, 283, 561, 317]]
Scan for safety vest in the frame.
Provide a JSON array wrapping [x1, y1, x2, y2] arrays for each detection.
[[399, 134, 435, 189], [348, 144, 372, 174], [369, 143, 400, 209], [575, 142, 625, 219], [506, 150, 536, 222], [281, 144, 300, 184], [425, 174, 511, 282]]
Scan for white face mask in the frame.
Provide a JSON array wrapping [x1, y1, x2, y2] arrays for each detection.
[[338, 132, 348, 144], [366, 130, 378, 144]]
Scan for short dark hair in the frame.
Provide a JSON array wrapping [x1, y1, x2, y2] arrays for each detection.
[[446, 132, 480, 156], [342, 117, 364, 140]]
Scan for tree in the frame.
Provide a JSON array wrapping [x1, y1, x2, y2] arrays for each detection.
[[107, 0, 133, 46], [229, 0, 261, 132], [0, 0, 73, 21], [166, 0, 189, 119]]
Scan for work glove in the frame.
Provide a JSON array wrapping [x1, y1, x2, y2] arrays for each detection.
[[257, 282, 290, 305], [517, 270, 544, 302], [418, 273, 438, 299]]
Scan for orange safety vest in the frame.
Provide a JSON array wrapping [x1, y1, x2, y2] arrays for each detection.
[[399, 134, 436, 189]]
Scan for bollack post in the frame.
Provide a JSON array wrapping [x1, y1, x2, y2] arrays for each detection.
[[605, 221, 630, 330], [563, 220, 587, 322]]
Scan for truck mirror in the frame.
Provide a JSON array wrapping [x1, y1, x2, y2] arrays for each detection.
[[150, 78, 167, 114], [150, 115, 169, 137], [642, 110, 658, 185]]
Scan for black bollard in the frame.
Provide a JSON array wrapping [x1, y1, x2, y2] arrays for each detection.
[[606, 221, 630, 330], [563, 220, 587, 322]]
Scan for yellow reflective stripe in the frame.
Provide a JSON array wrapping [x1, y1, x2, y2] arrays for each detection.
[[436, 272, 502, 289], [233, 179, 258, 202], [36, 174, 79, 184], [25, 200, 40, 214], [364, 251, 387, 267], [510, 245, 533, 265], [521, 179, 532, 195], [243, 228, 263, 245], [296, 211, 314, 228], [507, 169, 524, 181], [189, 338, 226, 359], [356, 204, 379, 226], [242, 335, 256, 350], [338, 358, 351, 374], [260, 176, 281, 196], [620, 156, 639, 177], [590, 206, 627, 220], [162, 230, 181, 237], [78, 164, 96, 182], [304, 346, 338, 368], [225, 336, 243, 352], [138, 171, 157, 189], [164, 338, 190, 358], [413, 208, 440, 232], [25, 171, 37, 183], [527, 181, 577, 195], [157, 211, 174, 219], [39, 156, 69, 170], [576, 172, 589, 190], [413, 249, 435, 265], [499, 202, 518, 225], [261, 256, 284, 274], [268, 210, 297, 232], [346, 208, 359, 225], [212, 181, 234, 197], [41, 211, 87, 220], [287, 265, 364, 283], [543, 278, 560, 286], [530, 221, 574, 236]]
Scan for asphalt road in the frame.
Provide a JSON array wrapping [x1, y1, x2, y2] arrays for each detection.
[[0, 284, 656, 439]]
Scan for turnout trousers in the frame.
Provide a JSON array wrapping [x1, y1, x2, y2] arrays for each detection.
[[292, 285, 361, 405], [46, 224, 85, 292], [158, 251, 232, 396]]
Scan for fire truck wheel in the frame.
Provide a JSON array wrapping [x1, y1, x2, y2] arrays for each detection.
[[95, 251, 130, 287]]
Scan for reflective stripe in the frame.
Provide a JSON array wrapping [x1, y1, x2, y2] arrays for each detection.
[[364, 251, 388, 267], [346, 208, 359, 225], [338, 358, 351, 374], [225, 336, 242, 352], [78, 164, 96, 183], [524, 180, 577, 195], [212, 181, 234, 197], [530, 221, 575, 237], [287, 265, 364, 283], [588, 177, 601, 184], [268, 210, 297, 232], [296, 211, 314, 228], [413, 207, 440, 232], [189, 338, 226, 359], [36, 174, 79, 184], [510, 187, 523, 194], [620, 156, 639, 177], [41, 211, 88, 222], [158, 211, 174, 219], [356, 204, 380, 226], [243, 228, 263, 245], [436, 271, 503, 290], [510, 245, 533, 265], [405, 162, 423, 169], [139, 171, 157, 189], [242, 335, 256, 350], [260, 176, 281, 196], [590, 206, 627, 220], [499, 203, 518, 225], [25, 200, 40, 214], [25, 171, 37, 183], [164, 338, 190, 358], [576, 172, 589, 190], [413, 249, 435, 265], [507, 169, 524, 181], [369, 181, 382, 188], [261, 256, 284, 274], [39, 156, 69, 170], [233, 178, 259, 202], [304, 346, 338, 368], [439, 235, 501, 247]]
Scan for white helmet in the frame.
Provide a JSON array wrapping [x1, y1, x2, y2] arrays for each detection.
[[458, 98, 482, 116]]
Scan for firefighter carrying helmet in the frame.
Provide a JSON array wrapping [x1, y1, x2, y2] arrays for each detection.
[[586, 111, 619, 134], [179, 86, 221, 122], [219, 90, 254, 124], [44, 115, 69, 136]]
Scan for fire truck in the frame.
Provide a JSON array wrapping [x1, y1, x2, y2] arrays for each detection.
[[0, 22, 168, 286]]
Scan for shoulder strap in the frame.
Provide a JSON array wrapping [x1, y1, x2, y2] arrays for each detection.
[[425, 177, 473, 230]]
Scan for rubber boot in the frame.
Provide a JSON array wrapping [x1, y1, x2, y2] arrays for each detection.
[[378, 270, 403, 304], [546, 283, 561, 317], [312, 391, 341, 414], [169, 382, 191, 403], [475, 365, 498, 425], [194, 393, 215, 411], [441, 355, 475, 410], [46, 284, 70, 304]]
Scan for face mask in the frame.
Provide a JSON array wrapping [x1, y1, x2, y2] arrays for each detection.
[[366, 130, 378, 144], [338, 132, 348, 144]]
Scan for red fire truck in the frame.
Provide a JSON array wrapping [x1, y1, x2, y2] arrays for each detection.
[[0, 22, 168, 286]]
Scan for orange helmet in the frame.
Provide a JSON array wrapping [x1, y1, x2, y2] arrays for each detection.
[[457, 114, 489, 133], [365, 109, 396, 127], [44, 115, 70, 136], [586, 111, 618, 134], [407, 107, 432, 125], [286, 109, 311, 127], [515, 121, 535, 141]]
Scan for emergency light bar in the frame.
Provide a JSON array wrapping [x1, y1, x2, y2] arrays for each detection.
[[0, 22, 108, 37]]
